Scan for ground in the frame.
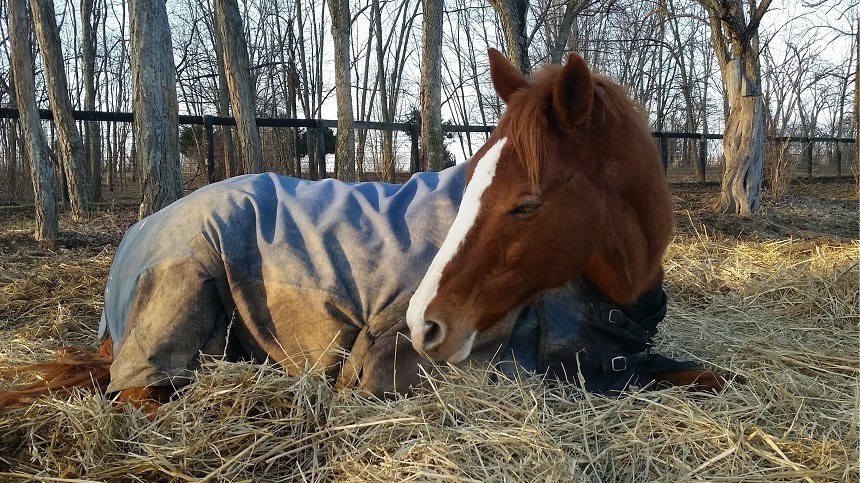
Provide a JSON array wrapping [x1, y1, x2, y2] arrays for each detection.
[[673, 179, 858, 241], [0, 178, 857, 481]]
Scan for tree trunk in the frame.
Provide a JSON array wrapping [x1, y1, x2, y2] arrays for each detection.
[[214, 0, 264, 174], [288, 64, 300, 178], [353, 1, 376, 183], [463, 12, 488, 142], [81, 0, 102, 202], [550, 0, 587, 64], [274, 4, 297, 177], [112, 0, 127, 191], [212, 26, 237, 179], [420, 0, 444, 172], [295, 0, 318, 179], [4, 82, 20, 204], [719, 60, 765, 214], [701, 0, 770, 215], [285, 66, 298, 177], [666, 0, 700, 176], [9, 0, 58, 241], [101, 0, 114, 192], [372, 0, 394, 181], [4, 119, 19, 204], [29, 0, 92, 219], [130, 0, 183, 218], [327, 0, 355, 181], [487, 0, 531, 75], [106, 119, 114, 191]]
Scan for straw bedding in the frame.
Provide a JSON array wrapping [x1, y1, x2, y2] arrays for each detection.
[[0, 190, 857, 482]]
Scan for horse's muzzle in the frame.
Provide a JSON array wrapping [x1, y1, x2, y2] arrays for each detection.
[[410, 317, 475, 364], [418, 319, 446, 352]]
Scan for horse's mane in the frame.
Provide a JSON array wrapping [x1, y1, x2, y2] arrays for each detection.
[[503, 64, 640, 190]]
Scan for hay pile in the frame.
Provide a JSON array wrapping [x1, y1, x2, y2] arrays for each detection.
[[0, 208, 857, 481]]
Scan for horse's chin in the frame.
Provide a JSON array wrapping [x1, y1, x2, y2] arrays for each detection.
[[442, 330, 476, 364]]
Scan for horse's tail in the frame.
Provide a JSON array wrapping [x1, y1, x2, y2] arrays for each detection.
[[0, 338, 113, 408]]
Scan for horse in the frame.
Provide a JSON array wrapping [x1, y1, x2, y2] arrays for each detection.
[[407, 48, 675, 361], [0, 50, 724, 414]]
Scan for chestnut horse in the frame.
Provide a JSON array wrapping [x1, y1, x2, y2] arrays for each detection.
[[1, 50, 723, 412], [409, 49, 675, 362]]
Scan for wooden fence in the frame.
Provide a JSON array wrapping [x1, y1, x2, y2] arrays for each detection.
[[0, 108, 855, 185]]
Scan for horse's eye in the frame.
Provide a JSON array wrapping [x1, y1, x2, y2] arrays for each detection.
[[508, 200, 542, 218]]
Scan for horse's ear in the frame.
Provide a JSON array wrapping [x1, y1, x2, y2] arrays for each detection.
[[552, 51, 594, 130], [489, 48, 527, 104]]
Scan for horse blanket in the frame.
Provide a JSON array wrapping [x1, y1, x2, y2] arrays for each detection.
[[100, 163, 697, 397]]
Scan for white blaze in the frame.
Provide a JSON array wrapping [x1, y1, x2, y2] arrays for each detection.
[[407, 137, 508, 339]]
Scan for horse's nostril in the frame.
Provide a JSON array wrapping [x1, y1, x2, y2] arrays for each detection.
[[422, 319, 445, 350]]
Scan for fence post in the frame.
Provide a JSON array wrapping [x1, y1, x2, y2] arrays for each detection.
[[409, 122, 420, 174], [659, 133, 669, 175], [316, 120, 327, 179], [203, 115, 216, 183], [804, 137, 813, 177], [836, 142, 842, 177], [698, 134, 707, 184]]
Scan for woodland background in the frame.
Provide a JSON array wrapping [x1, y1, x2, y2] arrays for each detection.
[[0, 0, 856, 229]]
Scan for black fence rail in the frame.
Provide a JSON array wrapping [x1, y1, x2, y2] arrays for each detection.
[[0, 108, 855, 185]]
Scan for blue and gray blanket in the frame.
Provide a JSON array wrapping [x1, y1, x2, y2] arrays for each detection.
[[100, 164, 695, 397]]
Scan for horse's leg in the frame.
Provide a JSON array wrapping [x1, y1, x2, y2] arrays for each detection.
[[653, 370, 726, 394], [108, 255, 230, 404]]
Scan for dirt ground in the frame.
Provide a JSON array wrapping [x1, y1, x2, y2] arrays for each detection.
[[2, 176, 857, 245], [672, 179, 858, 241]]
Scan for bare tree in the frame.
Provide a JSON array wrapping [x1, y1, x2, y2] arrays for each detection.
[[106, 0, 130, 192], [131, 0, 183, 218], [549, 0, 589, 64], [295, 0, 326, 179], [191, 0, 237, 179], [9, 0, 58, 241], [460, 2, 490, 135], [327, 0, 355, 180], [663, 0, 705, 176], [362, 0, 384, 183], [29, 0, 93, 219], [214, 0, 264, 174], [832, 29, 854, 177], [698, 0, 771, 214], [420, 0, 444, 172], [2, 82, 21, 205], [353, 0, 376, 181], [373, 0, 419, 180], [3, 0, 852, 213], [81, 0, 102, 201], [269, 0, 299, 176], [442, 7, 469, 158], [487, 0, 531, 74]]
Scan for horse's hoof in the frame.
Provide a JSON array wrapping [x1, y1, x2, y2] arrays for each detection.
[[653, 370, 726, 394]]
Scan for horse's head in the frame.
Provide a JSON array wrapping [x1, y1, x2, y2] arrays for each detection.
[[407, 49, 674, 364]]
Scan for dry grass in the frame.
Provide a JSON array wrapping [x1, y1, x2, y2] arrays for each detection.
[[0, 206, 857, 482]]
